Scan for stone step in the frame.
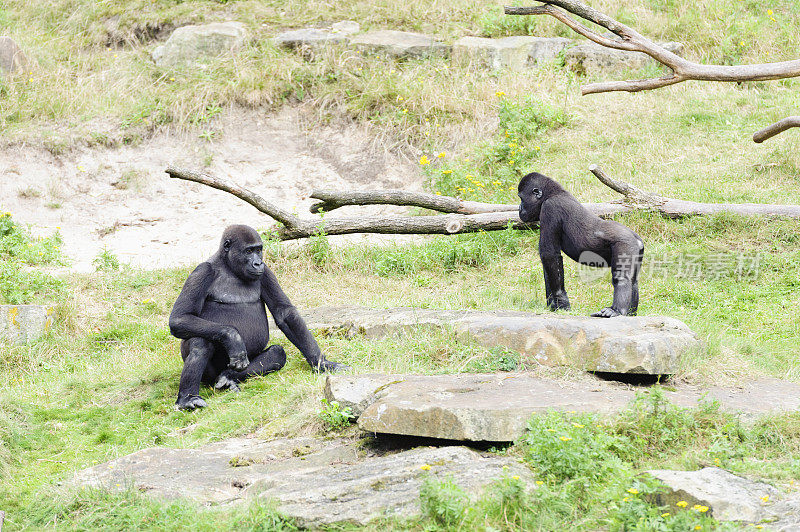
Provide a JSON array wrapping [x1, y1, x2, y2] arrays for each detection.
[[325, 373, 800, 442], [73, 437, 532, 527], [300, 306, 700, 375]]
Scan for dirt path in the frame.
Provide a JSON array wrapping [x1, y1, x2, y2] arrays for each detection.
[[1, 109, 423, 271]]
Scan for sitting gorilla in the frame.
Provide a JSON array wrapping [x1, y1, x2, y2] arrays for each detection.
[[169, 224, 347, 410], [517, 172, 644, 318]]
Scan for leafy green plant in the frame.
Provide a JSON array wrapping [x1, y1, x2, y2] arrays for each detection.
[[94, 248, 121, 272], [317, 399, 354, 431], [307, 227, 331, 270], [419, 476, 469, 529], [522, 411, 629, 485]]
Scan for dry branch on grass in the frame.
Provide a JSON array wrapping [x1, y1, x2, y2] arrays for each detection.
[[505, 0, 800, 141], [166, 165, 800, 242]]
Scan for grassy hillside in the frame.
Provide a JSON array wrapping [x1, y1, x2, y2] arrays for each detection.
[[1, 0, 800, 530]]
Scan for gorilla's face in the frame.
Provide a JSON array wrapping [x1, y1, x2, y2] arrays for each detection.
[[517, 172, 547, 223], [222, 226, 265, 281]]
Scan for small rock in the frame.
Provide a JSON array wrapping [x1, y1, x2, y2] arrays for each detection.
[[646, 467, 779, 523], [273, 28, 347, 50], [565, 41, 684, 74], [0, 36, 30, 75], [348, 30, 449, 60], [152, 22, 247, 68], [453, 36, 572, 70], [331, 21, 360, 36], [0, 305, 53, 344]]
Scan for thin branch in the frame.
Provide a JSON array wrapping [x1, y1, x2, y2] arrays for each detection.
[[753, 116, 800, 143], [166, 165, 301, 228], [310, 189, 517, 214], [504, 1, 800, 92]]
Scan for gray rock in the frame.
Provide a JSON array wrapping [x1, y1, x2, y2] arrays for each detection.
[[349, 30, 449, 60], [0, 36, 30, 75], [646, 467, 780, 523], [272, 28, 348, 50], [254, 446, 534, 527], [331, 21, 360, 36], [350, 373, 635, 441], [152, 22, 247, 68], [453, 36, 572, 70], [0, 305, 53, 344], [565, 41, 684, 74], [73, 436, 359, 504], [73, 437, 533, 527], [329, 374, 800, 441], [302, 306, 699, 375]]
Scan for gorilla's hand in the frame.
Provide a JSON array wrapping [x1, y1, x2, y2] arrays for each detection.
[[313, 359, 351, 374], [591, 307, 622, 318], [222, 327, 249, 371]]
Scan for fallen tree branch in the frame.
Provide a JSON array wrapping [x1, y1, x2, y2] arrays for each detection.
[[166, 165, 535, 240], [310, 189, 517, 214], [753, 116, 800, 143], [505, 1, 800, 141], [166, 165, 800, 242]]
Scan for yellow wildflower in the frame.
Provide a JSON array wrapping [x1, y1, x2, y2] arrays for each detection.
[[573, 423, 585, 428], [623, 497, 630, 502], [437, 152, 446, 158], [546, 429, 555, 432], [761, 495, 770, 503], [661, 513, 670, 517], [627, 488, 639, 495], [495, 90, 506, 97], [442, 169, 452, 175], [512, 475, 520, 480], [559, 436, 572, 442], [420, 464, 431, 471], [419, 155, 431, 166], [536, 480, 543, 485], [694, 526, 702, 531], [676, 501, 688, 508], [767, 9, 773, 15]]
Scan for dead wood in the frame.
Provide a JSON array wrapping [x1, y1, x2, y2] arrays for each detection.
[[505, 1, 800, 141], [753, 116, 800, 143], [166, 165, 800, 242]]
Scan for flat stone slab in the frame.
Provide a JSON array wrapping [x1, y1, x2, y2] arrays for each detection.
[[646, 467, 797, 527], [0, 304, 53, 344], [302, 306, 700, 375], [273, 28, 348, 49], [0, 36, 30, 75], [565, 41, 684, 74], [348, 30, 449, 59], [73, 438, 532, 527], [453, 36, 572, 70], [327, 374, 800, 441]]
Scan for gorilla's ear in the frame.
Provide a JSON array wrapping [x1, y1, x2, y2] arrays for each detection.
[[533, 188, 543, 199], [223, 239, 232, 251]]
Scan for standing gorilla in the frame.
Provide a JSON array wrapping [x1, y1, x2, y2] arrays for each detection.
[[517, 172, 644, 318], [169, 225, 347, 410]]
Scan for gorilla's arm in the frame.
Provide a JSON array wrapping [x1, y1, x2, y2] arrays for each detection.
[[168, 262, 249, 367], [259, 267, 326, 370], [538, 204, 570, 311]]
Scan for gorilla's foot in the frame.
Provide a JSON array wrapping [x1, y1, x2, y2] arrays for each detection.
[[214, 370, 241, 392], [313, 359, 351, 374], [591, 307, 622, 318], [176, 395, 208, 411]]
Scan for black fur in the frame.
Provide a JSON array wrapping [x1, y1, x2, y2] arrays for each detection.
[[169, 225, 347, 410], [518, 172, 644, 318]]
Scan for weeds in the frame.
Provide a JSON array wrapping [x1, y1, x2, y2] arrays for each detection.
[[317, 399, 354, 432]]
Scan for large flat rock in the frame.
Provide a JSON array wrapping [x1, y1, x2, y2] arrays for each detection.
[[453, 36, 572, 70], [73, 438, 533, 527], [327, 374, 800, 441], [0, 304, 53, 344], [646, 467, 799, 527], [302, 306, 700, 375]]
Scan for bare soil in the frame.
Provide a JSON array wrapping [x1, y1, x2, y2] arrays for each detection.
[[0, 108, 424, 271]]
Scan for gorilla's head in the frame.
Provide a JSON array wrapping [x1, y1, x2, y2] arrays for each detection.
[[220, 225, 265, 281], [517, 172, 564, 223]]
